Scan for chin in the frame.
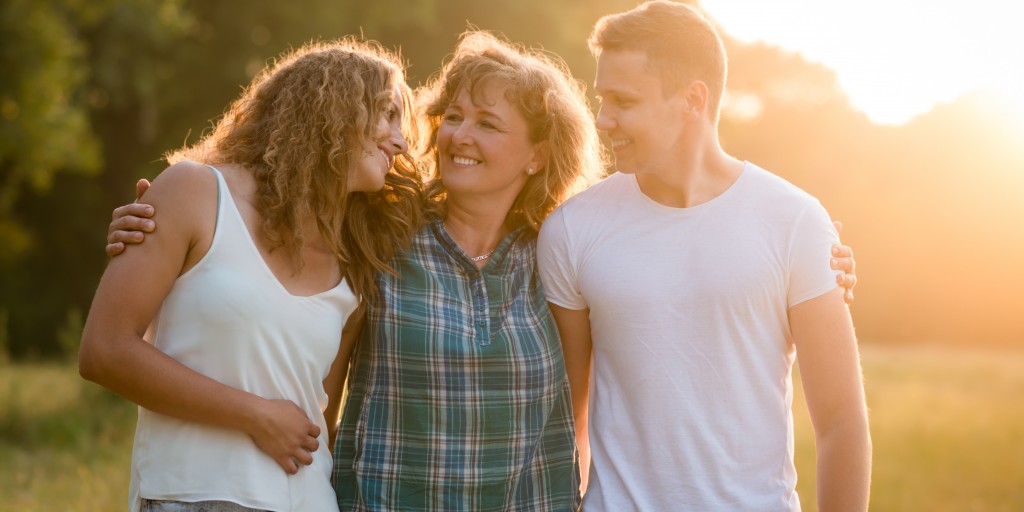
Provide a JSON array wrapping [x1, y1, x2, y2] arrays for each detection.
[[613, 161, 638, 174]]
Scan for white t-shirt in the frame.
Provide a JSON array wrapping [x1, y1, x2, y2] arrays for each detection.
[[129, 167, 355, 512], [537, 163, 840, 511]]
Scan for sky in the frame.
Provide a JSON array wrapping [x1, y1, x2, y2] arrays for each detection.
[[701, 0, 1024, 125]]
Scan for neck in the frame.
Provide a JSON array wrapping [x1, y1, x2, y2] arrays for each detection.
[[443, 201, 509, 261], [635, 129, 744, 208]]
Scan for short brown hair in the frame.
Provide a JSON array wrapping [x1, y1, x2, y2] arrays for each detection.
[[418, 31, 605, 233], [589, 0, 727, 122]]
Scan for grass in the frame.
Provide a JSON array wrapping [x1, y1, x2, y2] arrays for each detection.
[[2, 344, 1023, 511], [793, 344, 1024, 511], [0, 363, 134, 512]]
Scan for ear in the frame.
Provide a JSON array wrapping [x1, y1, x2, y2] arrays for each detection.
[[681, 80, 709, 121], [527, 140, 550, 176]]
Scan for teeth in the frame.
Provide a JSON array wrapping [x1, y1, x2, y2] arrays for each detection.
[[611, 139, 630, 148], [453, 156, 480, 165]]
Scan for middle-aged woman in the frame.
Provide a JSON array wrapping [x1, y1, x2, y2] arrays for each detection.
[[328, 32, 605, 511], [104, 31, 858, 511]]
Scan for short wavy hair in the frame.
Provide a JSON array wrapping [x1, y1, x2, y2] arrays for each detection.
[[167, 38, 423, 302], [589, 0, 727, 123], [418, 31, 606, 233]]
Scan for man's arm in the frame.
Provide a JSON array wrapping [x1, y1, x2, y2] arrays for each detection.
[[790, 287, 872, 511], [548, 303, 592, 493]]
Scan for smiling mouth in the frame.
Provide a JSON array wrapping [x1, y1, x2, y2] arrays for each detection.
[[377, 146, 395, 171], [452, 156, 481, 166]]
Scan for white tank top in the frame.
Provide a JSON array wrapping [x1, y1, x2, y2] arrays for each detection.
[[128, 166, 356, 512]]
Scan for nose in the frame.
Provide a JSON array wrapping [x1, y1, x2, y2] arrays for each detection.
[[389, 129, 409, 155], [376, 115, 408, 155], [451, 121, 472, 146]]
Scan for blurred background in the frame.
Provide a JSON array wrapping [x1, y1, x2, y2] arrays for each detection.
[[1, 0, 1021, 510]]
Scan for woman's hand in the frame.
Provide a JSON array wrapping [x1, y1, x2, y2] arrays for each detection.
[[106, 179, 154, 257], [830, 221, 857, 304], [247, 398, 321, 475]]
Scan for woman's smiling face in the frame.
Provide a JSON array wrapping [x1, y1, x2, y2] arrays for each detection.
[[436, 79, 544, 203]]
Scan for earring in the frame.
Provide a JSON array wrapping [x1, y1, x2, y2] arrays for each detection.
[[526, 167, 536, 175]]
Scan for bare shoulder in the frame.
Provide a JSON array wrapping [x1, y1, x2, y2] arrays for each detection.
[[136, 161, 220, 253], [140, 160, 218, 206]]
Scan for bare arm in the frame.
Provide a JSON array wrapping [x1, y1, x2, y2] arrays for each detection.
[[548, 303, 593, 494], [80, 164, 319, 474], [323, 305, 365, 453], [790, 287, 872, 511]]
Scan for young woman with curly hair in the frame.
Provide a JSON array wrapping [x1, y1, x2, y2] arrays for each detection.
[[79, 38, 422, 512]]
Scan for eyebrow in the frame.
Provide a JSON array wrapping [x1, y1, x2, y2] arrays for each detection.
[[456, 101, 507, 125]]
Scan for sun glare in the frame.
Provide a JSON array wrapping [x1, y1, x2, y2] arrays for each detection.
[[702, 0, 1024, 128]]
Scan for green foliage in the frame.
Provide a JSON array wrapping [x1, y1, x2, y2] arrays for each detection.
[[0, 309, 9, 364], [0, 0, 100, 263], [1, 0, 1022, 359], [56, 307, 84, 361], [0, 0, 193, 359]]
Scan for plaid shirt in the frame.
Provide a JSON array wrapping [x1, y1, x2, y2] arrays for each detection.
[[333, 219, 581, 512]]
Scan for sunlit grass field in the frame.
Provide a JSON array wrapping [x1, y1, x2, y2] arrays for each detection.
[[2, 344, 1023, 511]]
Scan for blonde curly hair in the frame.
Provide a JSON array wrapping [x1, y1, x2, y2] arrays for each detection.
[[167, 38, 423, 302], [418, 31, 606, 233]]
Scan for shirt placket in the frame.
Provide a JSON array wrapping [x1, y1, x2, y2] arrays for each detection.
[[470, 272, 491, 346]]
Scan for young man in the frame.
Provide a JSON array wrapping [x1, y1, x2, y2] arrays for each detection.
[[537, 1, 871, 510]]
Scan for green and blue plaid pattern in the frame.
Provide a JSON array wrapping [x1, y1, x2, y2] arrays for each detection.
[[333, 219, 580, 511]]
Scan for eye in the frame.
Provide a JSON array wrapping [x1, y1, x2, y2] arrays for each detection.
[[601, 94, 633, 109], [443, 112, 462, 123]]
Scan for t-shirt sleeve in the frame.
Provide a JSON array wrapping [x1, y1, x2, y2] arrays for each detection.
[[537, 207, 588, 310], [787, 200, 842, 308]]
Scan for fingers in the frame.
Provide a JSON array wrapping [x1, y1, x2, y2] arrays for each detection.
[[303, 423, 321, 453], [301, 434, 320, 453], [107, 209, 154, 249], [293, 447, 315, 467], [833, 220, 843, 234], [830, 256, 854, 274], [830, 242, 857, 305], [835, 271, 857, 304], [250, 399, 321, 475], [105, 242, 125, 257], [135, 178, 152, 201], [108, 228, 146, 245], [276, 455, 300, 475], [830, 245, 855, 276], [831, 243, 854, 259], [111, 202, 154, 221], [270, 434, 316, 474], [835, 272, 857, 289]]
